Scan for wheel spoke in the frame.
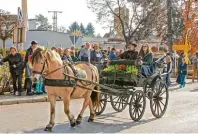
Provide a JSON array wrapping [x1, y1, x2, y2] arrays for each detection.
[[137, 95, 143, 103], [112, 96, 119, 101], [118, 99, 121, 110], [132, 107, 136, 117], [114, 97, 121, 106], [158, 101, 163, 113], [134, 109, 137, 119], [136, 109, 140, 118], [159, 100, 165, 107], [138, 108, 142, 116], [159, 90, 166, 96], [154, 100, 157, 113], [156, 102, 160, 115]]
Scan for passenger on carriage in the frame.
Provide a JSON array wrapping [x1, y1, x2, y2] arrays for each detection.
[[119, 42, 138, 60], [138, 44, 154, 77]]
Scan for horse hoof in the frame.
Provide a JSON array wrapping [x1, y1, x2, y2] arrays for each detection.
[[76, 120, 81, 125], [44, 127, 52, 132], [88, 118, 94, 122], [70, 122, 76, 127]]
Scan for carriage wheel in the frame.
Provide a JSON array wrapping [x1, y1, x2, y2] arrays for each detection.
[[129, 90, 146, 121], [150, 80, 169, 118], [94, 93, 107, 115], [143, 82, 153, 100], [110, 94, 129, 112]]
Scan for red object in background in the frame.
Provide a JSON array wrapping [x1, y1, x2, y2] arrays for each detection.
[[28, 55, 32, 60]]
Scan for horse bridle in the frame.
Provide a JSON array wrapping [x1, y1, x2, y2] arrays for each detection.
[[32, 57, 68, 79], [32, 58, 47, 76]]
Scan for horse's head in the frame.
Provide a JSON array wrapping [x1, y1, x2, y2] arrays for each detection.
[[29, 48, 62, 83]]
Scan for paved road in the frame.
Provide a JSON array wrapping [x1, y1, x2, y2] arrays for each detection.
[[0, 81, 198, 133]]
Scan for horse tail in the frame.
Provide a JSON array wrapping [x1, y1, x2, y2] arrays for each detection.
[[91, 85, 100, 106], [90, 66, 100, 107]]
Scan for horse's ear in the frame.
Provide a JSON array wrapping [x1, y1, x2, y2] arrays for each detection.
[[42, 48, 48, 55], [45, 51, 53, 61]]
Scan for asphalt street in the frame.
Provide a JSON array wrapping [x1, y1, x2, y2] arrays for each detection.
[[0, 81, 198, 133]]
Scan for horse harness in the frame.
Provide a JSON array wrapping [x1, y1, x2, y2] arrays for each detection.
[[33, 60, 96, 94]]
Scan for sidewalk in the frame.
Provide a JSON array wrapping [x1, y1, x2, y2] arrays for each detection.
[[0, 94, 48, 105]]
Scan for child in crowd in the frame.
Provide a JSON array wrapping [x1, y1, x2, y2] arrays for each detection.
[[178, 58, 188, 88]]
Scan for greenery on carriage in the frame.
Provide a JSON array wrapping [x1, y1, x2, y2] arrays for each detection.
[[102, 59, 143, 76]]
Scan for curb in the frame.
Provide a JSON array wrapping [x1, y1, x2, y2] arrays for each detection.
[[0, 96, 63, 106]]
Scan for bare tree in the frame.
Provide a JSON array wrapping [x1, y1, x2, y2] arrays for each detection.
[[58, 25, 67, 33], [87, 0, 167, 43]]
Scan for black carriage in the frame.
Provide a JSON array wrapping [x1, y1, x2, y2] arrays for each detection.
[[94, 55, 170, 121]]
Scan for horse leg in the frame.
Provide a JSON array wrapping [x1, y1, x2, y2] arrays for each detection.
[[76, 96, 90, 125], [63, 96, 76, 127], [88, 97, 96, 122], [44, 95, 56, 132]]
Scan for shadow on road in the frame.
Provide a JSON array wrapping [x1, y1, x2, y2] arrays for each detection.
[[25, 112, 158, 133], [190, 89, 198, 92]]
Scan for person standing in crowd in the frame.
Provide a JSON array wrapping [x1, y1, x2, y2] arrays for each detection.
[[24, 41, 38, 96], [109, 48, 117, 60], [164, 53, 172, 87], [57, 47, 64, 59], [51, 47, 57, 52], [71, 45, 78, 57], [70, 51, 79, 62], [78, 43, 91, 62], [62, 48, 73, 63], [90, 44, 103, 73], [192, 52, 198, 82], [178, 58, 188, 88], [119, 42, 138, 60], [77, 45, 85, 57], [178, 53, 184, 66], [0, 47, 24, 96], [107, 47, 111, 55]]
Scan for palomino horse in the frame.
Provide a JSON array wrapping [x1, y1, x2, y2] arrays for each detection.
[[29, 48, 100, 131]]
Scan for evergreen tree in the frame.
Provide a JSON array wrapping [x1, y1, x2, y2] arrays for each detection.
[[86, 23, 95, 36], [80, 23, 86, 35], [67, 21, 80, 33]]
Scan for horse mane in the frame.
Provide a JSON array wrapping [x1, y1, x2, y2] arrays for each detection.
[[31, 48, 63, 65]]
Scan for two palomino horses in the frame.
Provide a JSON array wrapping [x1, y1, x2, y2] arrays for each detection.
[[29, 48, 100, 131]]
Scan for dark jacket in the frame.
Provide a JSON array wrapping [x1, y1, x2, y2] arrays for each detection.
[[62, 55, 73, 63], [2, 53, 24, 75], [179, 63, 188, 75], [25, 47, 33, 65], [119, 50, 138, 60], [142, 53, 153, 65], [90, 50, 103, 63], [71, 56, 79, 62]]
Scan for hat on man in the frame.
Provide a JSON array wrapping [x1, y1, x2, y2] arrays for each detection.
[[126, 42, 137, 48], [31, 41, 38, 45]]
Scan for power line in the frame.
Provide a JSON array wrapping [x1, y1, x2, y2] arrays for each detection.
[[48, 11, 62, 32]]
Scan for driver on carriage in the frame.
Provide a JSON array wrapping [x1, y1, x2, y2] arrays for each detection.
[[118, 42, 138, 60]]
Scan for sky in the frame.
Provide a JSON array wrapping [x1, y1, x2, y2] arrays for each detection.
[[0, 0, 108, 36]]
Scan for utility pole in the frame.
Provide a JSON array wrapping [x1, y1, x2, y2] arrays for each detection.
[[48, 11, 62, 32], [167, 0, 173, 52]]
